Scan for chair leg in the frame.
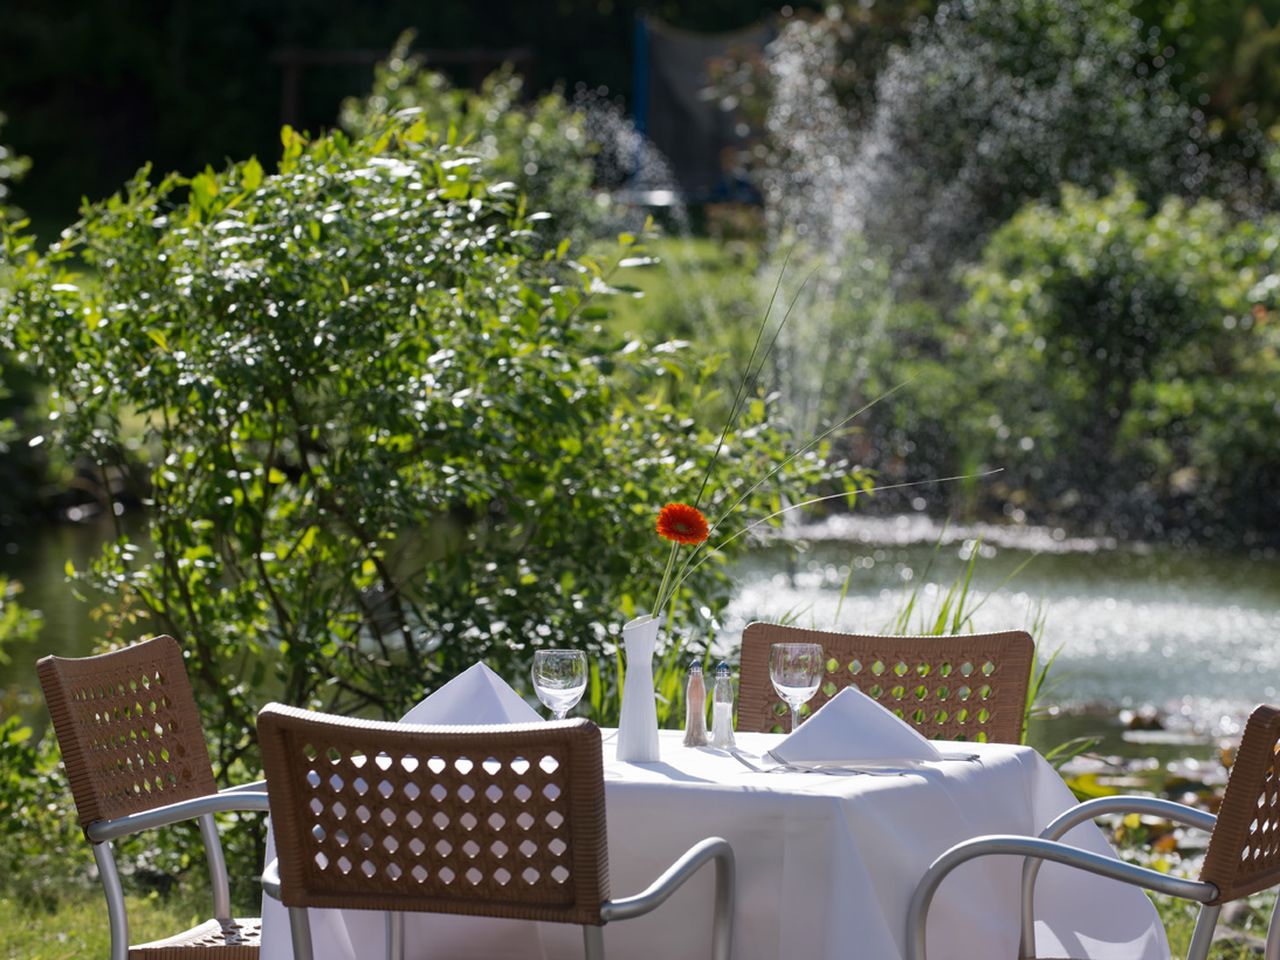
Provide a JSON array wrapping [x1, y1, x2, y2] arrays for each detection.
[[197, 813, 232, 921], [385, 910, 405, 960], [1186, 903, 1221, 960], [711, 846, 735, 960], [288, 906, 315, 960], [583, 924, 605, 960], [1267, 895, 1280, 960], [93, 842, 129, 960]]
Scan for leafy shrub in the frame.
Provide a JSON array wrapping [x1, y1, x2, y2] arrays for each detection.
[[0, 111, 29, 223], [892, 179, 1280, 537], [340, 32, 604, 245], [0, 717, 88, 909], [0, 576, 41, 668], [3, 113, 835, 777]]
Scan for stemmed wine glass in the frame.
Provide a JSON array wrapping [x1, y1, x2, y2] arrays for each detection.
[[531, 649, 588, 721], [769, 642, 825, 732]]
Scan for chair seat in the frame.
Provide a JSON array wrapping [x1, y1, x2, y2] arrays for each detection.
[[129, 917, 260, 959]]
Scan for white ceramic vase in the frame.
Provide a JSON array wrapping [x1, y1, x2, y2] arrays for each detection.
[[616, 615, 661, 763]]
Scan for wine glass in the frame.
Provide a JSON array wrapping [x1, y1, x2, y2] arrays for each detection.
[[531, 649, 588, 721], [769, 642, 825, 732]]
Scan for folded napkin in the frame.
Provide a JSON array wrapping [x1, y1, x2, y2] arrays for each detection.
[[400, 661, 541, 725], [770, 686, 942, 764]]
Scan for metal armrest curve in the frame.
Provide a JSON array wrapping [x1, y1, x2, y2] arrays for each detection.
[[261, 858, 282, 902], [86, 791, 270, 842], [600, 837, 735, 960], [600, 836, 734, 921], [1019, 795, 1217, 957], [220, 778, 267, 794], [906, 834, 1218, 960]]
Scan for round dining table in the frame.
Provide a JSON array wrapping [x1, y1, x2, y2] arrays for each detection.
[[258, 726, 1166, 960]]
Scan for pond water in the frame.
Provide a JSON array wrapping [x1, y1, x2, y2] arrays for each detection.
[[721, 514, 1280, 741], [0, 515, 140, 726], [3, 514, 1278, 746]]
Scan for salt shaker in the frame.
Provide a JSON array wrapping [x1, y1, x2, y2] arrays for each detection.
[[683, 661, 709, 747], [710, 661, 736, 749]]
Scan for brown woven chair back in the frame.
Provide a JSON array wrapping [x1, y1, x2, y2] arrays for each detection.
[[1199, 704, 1280, 903], [737, 622, 1034, 743], [257, 704, 610, 925], [37, 634, 218, 830]]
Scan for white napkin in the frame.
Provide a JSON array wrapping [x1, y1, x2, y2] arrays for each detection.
[[770, 686, 942, 764], [400, 661, 541, 725]]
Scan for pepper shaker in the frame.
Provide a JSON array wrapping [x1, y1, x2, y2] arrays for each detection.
[[683, 661, 709, 747], [710, 661, 736, 749]]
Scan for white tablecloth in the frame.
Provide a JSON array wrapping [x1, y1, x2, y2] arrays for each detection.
[[260, 729, 1166, 960]]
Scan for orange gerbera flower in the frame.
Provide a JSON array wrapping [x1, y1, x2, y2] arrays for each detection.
[[656, 502, 709, 545]]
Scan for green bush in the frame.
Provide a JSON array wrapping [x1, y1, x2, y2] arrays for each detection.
[[3, 113, 835, 768], [1, 112, 843, 895], [891, 179, 1280, 536], [0, 717, 90, 909], [0, 112, 29, 223], [340, 32, 604, 245]]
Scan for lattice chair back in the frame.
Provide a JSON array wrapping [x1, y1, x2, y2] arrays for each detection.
[[737, 622, 1035, 743], [256, 705, 611, 926], [37, 634, 219, 831], [1199, 704, 1280, 903]]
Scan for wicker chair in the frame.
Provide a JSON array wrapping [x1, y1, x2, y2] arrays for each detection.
[[906, 703, 1280, 960], [737, 621, 1035, 743], [37, 635, 270, 960], [256, 704, 735, 960]]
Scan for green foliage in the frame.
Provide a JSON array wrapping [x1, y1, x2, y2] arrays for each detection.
[[3, 114, 833, 773], [0, 887, 217, 960], [889, 179, 1280, 536], [1136, 0, 1280, 139], [0, 718, 86, 909], [0, 112, 29, 223], [0, 115, 46, 517], [0, 576, 41, 666], [341, 32, 604, 245]]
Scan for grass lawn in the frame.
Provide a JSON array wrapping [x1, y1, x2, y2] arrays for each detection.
[[1, 887, 1269, 959], [1, 888, 219, 960], [1157, 893, 1269, 959]]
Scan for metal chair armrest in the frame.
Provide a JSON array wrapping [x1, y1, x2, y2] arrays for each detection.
[[220, 778, 267, 794], [261, 858, 282, 902], [907, 834, 1218, 960], [1019, 795, 1217, 957], [85, 791, 270, 842], [600, 837, 735, 960], [1039, 795, 1217, 842]]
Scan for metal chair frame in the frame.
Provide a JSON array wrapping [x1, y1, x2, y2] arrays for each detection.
[[256, 705, 735, 960], [90, 785, 272, 960], [37, 635, 270, 960], [907, 704, 1280, 960]]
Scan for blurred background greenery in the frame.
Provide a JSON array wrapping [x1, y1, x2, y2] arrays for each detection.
[[2, 2, 1280, 954]]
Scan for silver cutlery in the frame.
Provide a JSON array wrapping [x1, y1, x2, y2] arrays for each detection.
[[728, 748, 981, 776]]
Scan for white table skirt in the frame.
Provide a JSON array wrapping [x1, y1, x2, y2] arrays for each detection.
[[260, 729, 1166, 960]]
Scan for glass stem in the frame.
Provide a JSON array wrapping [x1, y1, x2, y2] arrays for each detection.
[[790, 704, 801, 732]]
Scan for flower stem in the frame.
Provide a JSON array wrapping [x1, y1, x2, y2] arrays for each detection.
[[652, 540, 679, 617]]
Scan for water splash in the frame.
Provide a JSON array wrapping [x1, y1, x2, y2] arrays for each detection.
[[757, 0, 1214, 435], [765, 0, 1206, 279]]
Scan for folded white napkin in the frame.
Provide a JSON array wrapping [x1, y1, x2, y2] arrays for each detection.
[[770, 686, 942, 764], [400, 661, 541, 725]]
